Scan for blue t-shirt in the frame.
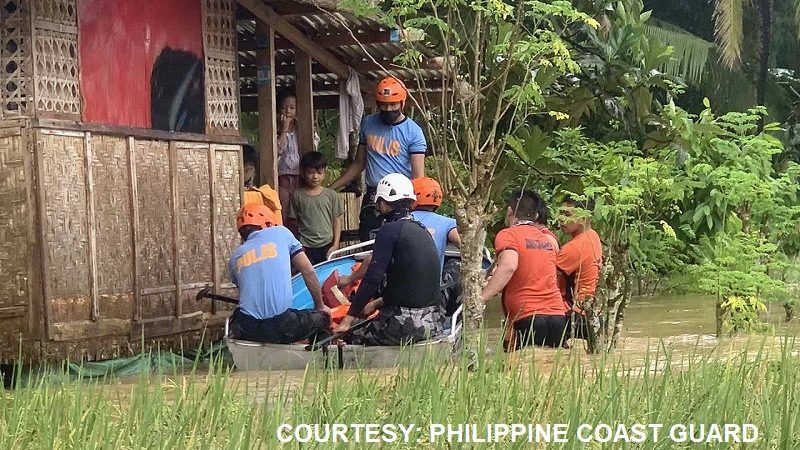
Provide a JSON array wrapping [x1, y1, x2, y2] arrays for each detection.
[[359, 114, 427, 187], [411, 210, 458, 270], [228, 226, 303, 320]]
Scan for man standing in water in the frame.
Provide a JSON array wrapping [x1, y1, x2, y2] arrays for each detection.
[[557, 196, 603, 349], [330, 76, 427, 241], [480, 190, 568, 350]]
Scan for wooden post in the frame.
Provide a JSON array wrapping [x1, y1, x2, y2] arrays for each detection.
[[256, 20, 278, 189], [169, 141, 182, 318], [208, 144, 219, 315], [84, 132, 99, 321], [295, 50, 315, 154], [33, 131, 54, 340], [128, 137, 141, 322]]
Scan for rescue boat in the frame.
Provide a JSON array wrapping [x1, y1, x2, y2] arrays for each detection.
[[225, 241, 492, 371]]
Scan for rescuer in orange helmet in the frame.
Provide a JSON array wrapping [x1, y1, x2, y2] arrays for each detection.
[[330, 76, 428, 242], [227, 204, 330, 343]]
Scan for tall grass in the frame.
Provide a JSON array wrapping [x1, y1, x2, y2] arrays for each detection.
[[1, 339, 798, 449]]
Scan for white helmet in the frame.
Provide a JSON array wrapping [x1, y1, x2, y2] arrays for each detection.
[[375, 173, 416, 203]]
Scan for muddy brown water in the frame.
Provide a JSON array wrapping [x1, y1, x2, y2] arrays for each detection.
[[97, 295, 800, 400]]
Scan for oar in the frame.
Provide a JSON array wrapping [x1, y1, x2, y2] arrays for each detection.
[[196, 286, 239, 305], [307, 318, 373, 351], [306, 278, 460, 352]]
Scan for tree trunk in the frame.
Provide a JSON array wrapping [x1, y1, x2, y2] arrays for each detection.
[[597, 246, 619, 345], [454, 201, 488, 366], [582, 296, 605, 354], [756, 0, 772, 131], [597, 244, 631, 351], [785, 302, 795, 322], [715, 295, 724, 337]]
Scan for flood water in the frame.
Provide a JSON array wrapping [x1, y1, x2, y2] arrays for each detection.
[[90, 295, 800, 400], [222, 295, 800, 391]]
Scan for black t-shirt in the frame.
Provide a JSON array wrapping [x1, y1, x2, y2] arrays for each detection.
[[348, 218, 443, 317]]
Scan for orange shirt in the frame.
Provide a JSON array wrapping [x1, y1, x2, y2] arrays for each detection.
[[556, 228, 603, 302], [494, 224, 567, 322]]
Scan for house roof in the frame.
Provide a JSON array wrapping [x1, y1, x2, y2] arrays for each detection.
[[236, 0, 444, 111]]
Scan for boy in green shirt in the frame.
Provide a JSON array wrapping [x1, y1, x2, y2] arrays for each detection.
[[287, 152, 344, 265]]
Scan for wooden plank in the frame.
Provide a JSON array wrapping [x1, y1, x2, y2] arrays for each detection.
[[209, 145, 219, 315], [129, 311, 203, 339], [241, 94, 340, 112], [237, 1, 327, 19], [255, 20, 279, 188], [38, 129, 84, 138], [241, 80, 341, 95], [214, 144, 242, 151], [175, 142, 211, 150], [238, 0, 374, 92], [238, 29, 399, 52], [169, 141, 182, 317], [33, 130, 54, 339], [22, 129, 42, 338], [52, 319, 131, 342], [0, 128, 22, 138], [239, 59, 400, 78], [128, 136, 141, 322], [295, 50, 315, 155], [0, 306, 26, 319], [31, 20, 77, 34], [0, 118, 28, 128], [84, 132, 99, 321], [30, 119, 247, 145]]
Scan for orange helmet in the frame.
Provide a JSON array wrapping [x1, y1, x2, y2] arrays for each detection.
[[236, 204, 279, 230], [412, 177, 443, 208], [375, 77, 408, 103]]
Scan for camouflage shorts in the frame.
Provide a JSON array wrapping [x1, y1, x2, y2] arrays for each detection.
[[442, 258, 462, 316], [348, 304, 445, 346]]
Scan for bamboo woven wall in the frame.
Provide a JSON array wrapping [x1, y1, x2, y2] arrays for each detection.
[[0, 124, 35, 359], [0, 1, 33, 117], [0, 124, 243, 362], [339, 192, 362, 246], [213, 147, 241, 308], [202, 0, 240, 134], [0, 1, 245, 361], [0, 0, 80, 119], [31, 0, 81, 118], [92, 135, 133, 321]]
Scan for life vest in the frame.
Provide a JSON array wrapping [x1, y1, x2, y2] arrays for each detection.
[[243, 184, 283, 226], [321, 263, 375, 329]]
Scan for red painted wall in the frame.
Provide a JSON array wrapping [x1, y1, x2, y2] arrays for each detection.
[[79, 0, 204, 128]]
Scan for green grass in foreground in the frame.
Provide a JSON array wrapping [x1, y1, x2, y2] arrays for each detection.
[[0, 339, 798, 449]]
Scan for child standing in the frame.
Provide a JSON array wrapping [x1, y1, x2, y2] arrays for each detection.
[[288, 152, 344, 265], [276, 90, 320, 223]]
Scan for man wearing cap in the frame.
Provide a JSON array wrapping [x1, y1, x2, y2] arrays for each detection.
[[228, 203, 330, 343], [330, 76, 427, 241]]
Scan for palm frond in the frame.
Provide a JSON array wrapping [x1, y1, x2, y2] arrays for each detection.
[[713, 0, 747, 69], [643, 21, 714, 85], [795, 0, 800, 40]]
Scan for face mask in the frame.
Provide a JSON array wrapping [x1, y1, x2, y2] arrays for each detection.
[[379, 109, 401, 125]]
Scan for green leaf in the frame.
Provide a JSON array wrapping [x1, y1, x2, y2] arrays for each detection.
[[713, 0, 746, 69], [693, 205, 705, 224]]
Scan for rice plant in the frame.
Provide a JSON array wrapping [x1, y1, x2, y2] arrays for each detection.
[[0, 338, 797, 449]]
